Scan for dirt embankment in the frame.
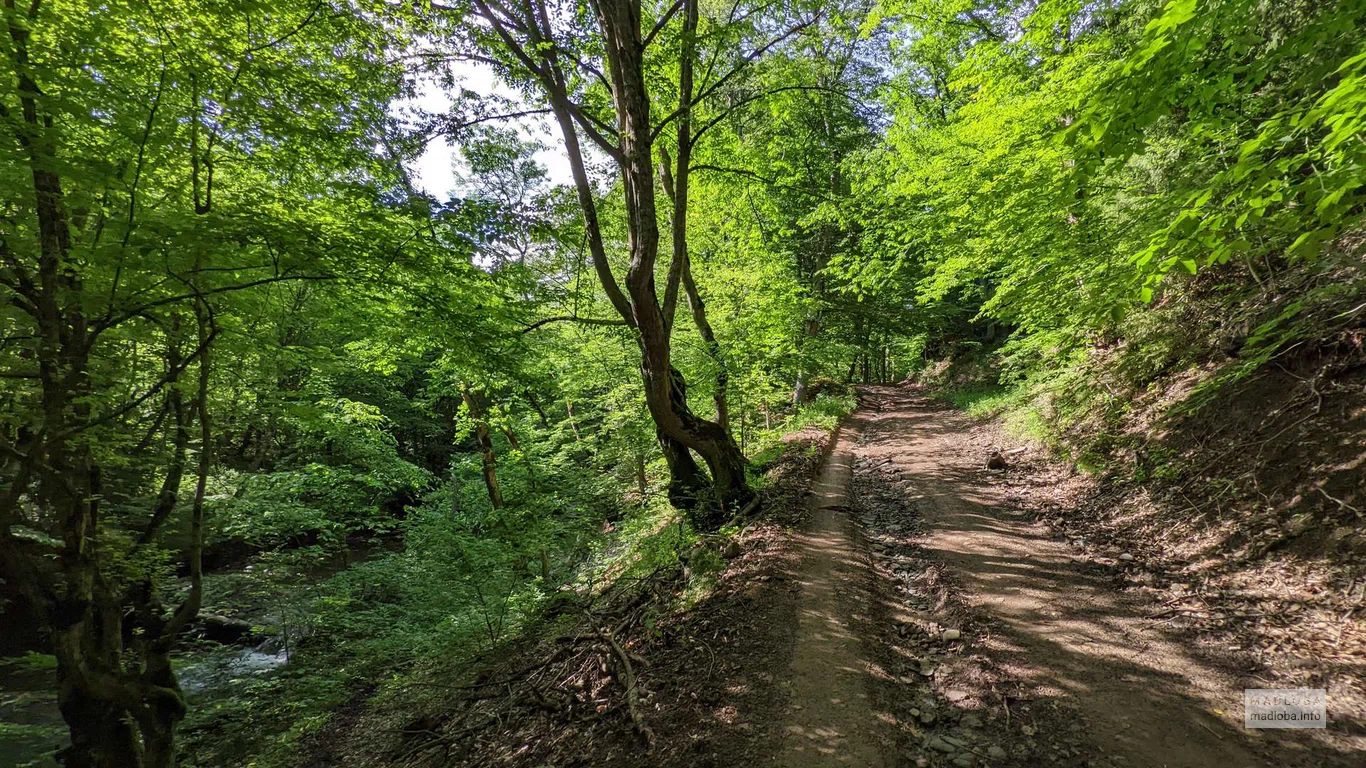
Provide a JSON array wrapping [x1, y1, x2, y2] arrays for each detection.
[[1003, 341, 1366, 756]]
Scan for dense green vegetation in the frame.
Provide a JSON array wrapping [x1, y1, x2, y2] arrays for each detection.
[[1, 0, 1361, 765]]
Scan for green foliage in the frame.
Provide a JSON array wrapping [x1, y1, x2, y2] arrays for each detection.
[[825, 0, 1366, 458], [3, 652, 58, 671], [6, 0, 1359, 764], [842, 0, 1365, 346]]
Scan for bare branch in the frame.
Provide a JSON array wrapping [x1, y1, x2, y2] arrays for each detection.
[[429, 108, 555, 143], [94, 273, 334, 337], [244, 0, 328, 55], [691, 84, 864, 145], [520, 315, 630, 333], [643, 0, 685, 49], [691, 163, 834, 202]]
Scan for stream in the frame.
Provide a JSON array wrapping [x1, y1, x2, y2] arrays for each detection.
[[0, 541, 395, 768]]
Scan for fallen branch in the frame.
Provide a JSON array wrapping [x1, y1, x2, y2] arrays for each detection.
[[393, 715, 499, 763], [597, 629, 654, 748], [1316, 486, 1360, 514]]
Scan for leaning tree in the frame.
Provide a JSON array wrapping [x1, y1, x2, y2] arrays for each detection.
[[424, 0, 824, 524]]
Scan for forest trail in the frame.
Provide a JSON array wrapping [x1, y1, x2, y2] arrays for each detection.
[[777, 418, 894, 766], [776, 386, 1280, 767]]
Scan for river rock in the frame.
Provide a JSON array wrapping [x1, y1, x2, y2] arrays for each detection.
[[942, 629, 962, 641], [197, 613, 258, 645]]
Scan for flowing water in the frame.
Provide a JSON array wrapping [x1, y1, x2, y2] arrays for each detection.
[[0, 541, 393, 767]]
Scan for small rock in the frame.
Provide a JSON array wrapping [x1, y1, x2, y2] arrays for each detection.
[[1118, 553, 1134, 562], [945, 689, 970, 703], [942, 629, 962, 641], [927, 736, 957, 753], [723, 540, 742, 559]]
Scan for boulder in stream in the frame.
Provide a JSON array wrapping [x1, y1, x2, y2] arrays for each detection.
[[195, 613, 259, 645]]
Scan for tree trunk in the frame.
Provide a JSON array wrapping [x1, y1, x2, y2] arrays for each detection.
[[137, 649, 187, 768], [634, 452, 647, 500], [564, 398, 582, 441], [791, 316, 820, 404], [55, 672, 141, 768], [680, 257, 729, 432], [10, 12, 153, 759], [462, 387, 504, 510], [522, 391, 550, 427], [477, 0, 754, 526], [656, 368, 707, 513], [596, 0, 752, 524]]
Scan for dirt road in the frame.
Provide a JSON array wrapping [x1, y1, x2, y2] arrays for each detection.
[[776, 418, 894, 766], [773, 386, 1354, 766]]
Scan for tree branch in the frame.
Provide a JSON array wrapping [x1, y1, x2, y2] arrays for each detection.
[[690, 84, 864, 145], [643, 0, 685, 49], [94, 273, 334, 337], [651, 14, 820, 142], [520, 314, 630, 333]]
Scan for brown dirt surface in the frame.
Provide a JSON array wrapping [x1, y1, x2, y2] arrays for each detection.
[[845, 384, 1364, 767], [775, 417, 896, 766]]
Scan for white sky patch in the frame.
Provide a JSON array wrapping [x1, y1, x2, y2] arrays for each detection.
[[405, 60, 575, 199]]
